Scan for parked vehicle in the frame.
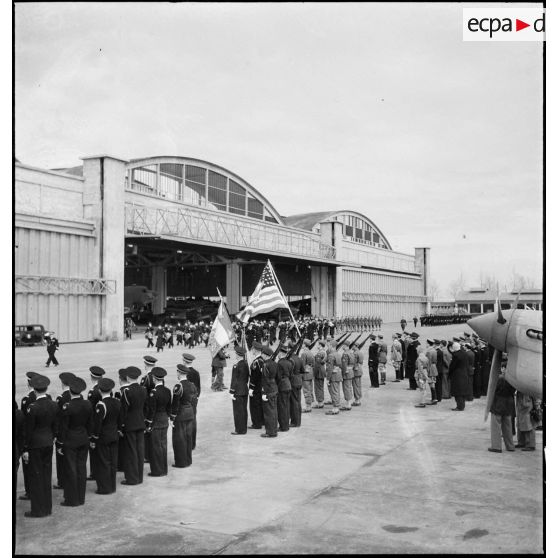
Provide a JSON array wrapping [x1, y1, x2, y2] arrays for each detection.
[[15, 324, 46, 346]]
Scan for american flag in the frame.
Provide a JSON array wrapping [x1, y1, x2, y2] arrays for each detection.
[[237, 261, 288, 323]]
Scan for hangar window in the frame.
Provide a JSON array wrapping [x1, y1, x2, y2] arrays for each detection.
[[208, 171, 227, 211], [185, 165, 206, 184], [345, 225, 353, 237], [248, 196, 264, 220], [264, 208, 278, 223], [131, 165, 157, 193], [355, 228, 363, 240], [229, 180, 247, 216], [364, 231, 372, 242]]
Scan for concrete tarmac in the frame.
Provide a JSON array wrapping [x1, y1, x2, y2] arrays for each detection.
[[14, 322, 543, 554]]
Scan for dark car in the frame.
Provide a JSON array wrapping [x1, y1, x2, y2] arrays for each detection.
[[15, 324, 46, 346]]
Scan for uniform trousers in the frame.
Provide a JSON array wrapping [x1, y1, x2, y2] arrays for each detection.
[[454, 396, 466, 410], [473, 370, 483, 398], [490, 414, 514, 451], [232, 395, 248, 434], [88, 445, 98, 479], [369, 362, 379, 387], [117, 436, 125, 472], [435, 375, 443, 401], [144, 431, 151, 462], [313, 378, 325, 405], [328, 381, 341, 408], [123, 430, 145, 484], [22, 459, 31, 495], [149, 425, 169, 476], [302, 379, 314, 409], [352, 375, 362, 401], [378, 363, 386, 384], [192, 402, 198, 450], [394, 361, 403, 380], [55, 447, 64, 487], [95, 440, 118, 493], [289, 387, 302, 426], [262, 395, 278, 436], [63, 444, 88, 505], [46, 352, 59, 366], [211, 368, 224, 390], [172, 419, 193, 467], [441, 372, 451, 399], [466, 375, 474, 401], [407, 371, 417, 390], [27, 446, 54, 516], [342, 379, 354, 407], [249, 393, 264, 428], [277, 391, 291, 431]]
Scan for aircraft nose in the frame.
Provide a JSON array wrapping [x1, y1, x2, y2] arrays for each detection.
[[467, 313, 507, 351]]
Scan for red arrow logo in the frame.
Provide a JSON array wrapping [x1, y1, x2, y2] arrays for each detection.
[[516, 19, 530, 31]]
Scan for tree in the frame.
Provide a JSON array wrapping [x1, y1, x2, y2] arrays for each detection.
[[508, 271, 538, 292], [478, 272, 499, 292], [448, 272, 467, 299], [428, 278, 440, 300]]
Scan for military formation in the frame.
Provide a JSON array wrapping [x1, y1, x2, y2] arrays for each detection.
[[419, 313, 472, 326], [15, 353, 201, 518], [226, 331, 368, 439]]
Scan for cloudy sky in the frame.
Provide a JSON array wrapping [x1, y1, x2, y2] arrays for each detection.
[[15, 2, 543, 297]]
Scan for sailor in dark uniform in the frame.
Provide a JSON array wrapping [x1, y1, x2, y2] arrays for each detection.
[[276, 345, 293, 431], [58, 376, 91, 507], [119, 366, 147, 485], [140, 355, 157, 463], [21, 374, 59, 518], [229, 346, 249, 435], [260, 346, 278, 438], [87, 366, 106, 481], [54, 372, 76, 490], [170, 366, 197, 467], [181, 353, 200, 449], [248, 342, 265, 429], [19, 371, 52, 501], [145, 367, 171, 476], [90, 377, 120, 494]]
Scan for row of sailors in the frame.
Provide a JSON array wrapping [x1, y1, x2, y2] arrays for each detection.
[[15, 353, 201, 518]]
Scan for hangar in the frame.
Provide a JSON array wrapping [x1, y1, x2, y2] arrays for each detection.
[[15, 155, 430, 342]]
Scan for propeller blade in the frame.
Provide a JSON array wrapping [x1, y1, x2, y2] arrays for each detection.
[[484, 349, 502, 421], [496, 298, 506, 325]]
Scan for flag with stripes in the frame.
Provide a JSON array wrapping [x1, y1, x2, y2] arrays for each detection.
[[208, 300, 236, 358], [237, 261, 288, 323]]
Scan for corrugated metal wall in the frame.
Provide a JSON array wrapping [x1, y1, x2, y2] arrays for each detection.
[[15, 227, 102, 342], [342, 268, 425, 322]]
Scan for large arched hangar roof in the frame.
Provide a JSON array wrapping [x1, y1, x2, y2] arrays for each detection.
[[284, 210, 392, 250], [127, 156, 284, 225]]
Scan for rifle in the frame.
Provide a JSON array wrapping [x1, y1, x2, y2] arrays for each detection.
[[270, 342, 283, 362], [308, 336, 321, 350], [335, 331, 351, 346], [357, 334, 371, 350], [286, 336, 304, 359], [348, 333, 364, 350]]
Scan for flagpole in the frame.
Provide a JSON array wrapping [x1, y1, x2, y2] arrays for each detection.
[[268, 259, 301, 338]]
